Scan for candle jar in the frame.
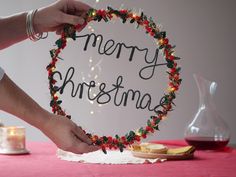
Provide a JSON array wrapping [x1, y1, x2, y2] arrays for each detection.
[[0, 126, 29, 154]]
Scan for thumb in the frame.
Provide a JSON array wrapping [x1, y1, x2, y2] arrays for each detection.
[[73, 125, 92, 145], [60, 12, 85, 26]]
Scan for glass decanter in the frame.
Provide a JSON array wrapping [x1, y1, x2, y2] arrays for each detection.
[[184, 74, 230, 150]]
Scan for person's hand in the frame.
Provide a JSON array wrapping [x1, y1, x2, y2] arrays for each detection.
[[41, 113, 99, 154], [34, 0, 91, 35]]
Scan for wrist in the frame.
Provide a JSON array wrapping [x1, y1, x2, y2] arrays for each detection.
[[33, 8, 44, 34], [32, 108, 52, 130], [26, 8, 48, 41]]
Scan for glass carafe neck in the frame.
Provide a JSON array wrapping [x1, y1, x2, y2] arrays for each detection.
[[194, 74, 217, 109]]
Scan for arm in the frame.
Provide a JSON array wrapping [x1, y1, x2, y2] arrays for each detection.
[[0, 74, 99, 154], [0, 0, 89, 49], [0, 0, 99, 154], [0, 13, 28, 49]]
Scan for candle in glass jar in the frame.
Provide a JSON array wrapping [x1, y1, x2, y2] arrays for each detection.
[[0, 126, 28, 154]]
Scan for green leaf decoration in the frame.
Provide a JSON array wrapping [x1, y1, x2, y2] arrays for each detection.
[[66, 115, 71, 119], [153, 125, 160, 130], [95, 139, 102, 145], [147, 119, 151, 127], [129, 131, 135, 137], [102, 136, 108, 143], [154, 32, 161, 39], [159, 45, 164, 49], [167, 61, 174, 68], [53, 86, 59, 92], [102, 148, 107, 154], [139, 127, 144, 134], [50, 100, 54, 107], [87, 8, 96, 17], [97, 16, 102, 22], [122, 18, 127, 23], [115, 134, 120, 140], [102, 16, 109, 22], [118, 143, 125, 152], [175, 56, 181, 60], [55, 39, 63, 48], [140, 12, 144, 20], [50, 50, 55, 58], [156, 110, 163, 116], [155, 118, 161, 125], [160, 31, 166, 38], [130, 18, 135, 23], [57, 100, 62, 105]]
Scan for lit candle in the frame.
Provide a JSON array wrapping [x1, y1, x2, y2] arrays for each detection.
[[0, 126, 28, 154]]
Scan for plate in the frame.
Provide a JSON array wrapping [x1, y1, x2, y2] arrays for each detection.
[[131, 151, 194, 160]]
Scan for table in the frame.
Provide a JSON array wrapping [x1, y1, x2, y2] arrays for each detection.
[[0, 140, 236, 177]]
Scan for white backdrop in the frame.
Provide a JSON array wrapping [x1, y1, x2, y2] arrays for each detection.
[[0, 0, 236, 144]]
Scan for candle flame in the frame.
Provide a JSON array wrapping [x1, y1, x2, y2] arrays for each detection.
[[9, 129, 16, 136]]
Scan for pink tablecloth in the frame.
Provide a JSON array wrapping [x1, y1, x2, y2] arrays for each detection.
[[0, 140, 236, 177]]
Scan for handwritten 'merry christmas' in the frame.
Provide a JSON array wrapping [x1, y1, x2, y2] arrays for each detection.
[[52, 32, 167, 114]]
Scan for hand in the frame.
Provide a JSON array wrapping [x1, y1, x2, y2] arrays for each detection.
[[41, 113, 99, 154], [34, 0, 91, 34]]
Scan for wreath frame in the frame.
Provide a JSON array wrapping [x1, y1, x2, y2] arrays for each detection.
[[46, 7, 182, 153]]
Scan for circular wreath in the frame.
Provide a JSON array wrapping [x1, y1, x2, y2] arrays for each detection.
[[46, 7, 181, 154]]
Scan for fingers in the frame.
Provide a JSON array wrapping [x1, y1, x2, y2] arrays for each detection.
[[56, 26, 64, 35], [68, 1, 92, 13], [54, 1, 91, 34], [71, 141, 100, 154], [66, 133, 100, 154], [73, 125, 93, 145], [60, 12, 85, 26]]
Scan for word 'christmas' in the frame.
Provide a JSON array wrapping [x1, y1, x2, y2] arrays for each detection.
[[53, 67, 166, 113]]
